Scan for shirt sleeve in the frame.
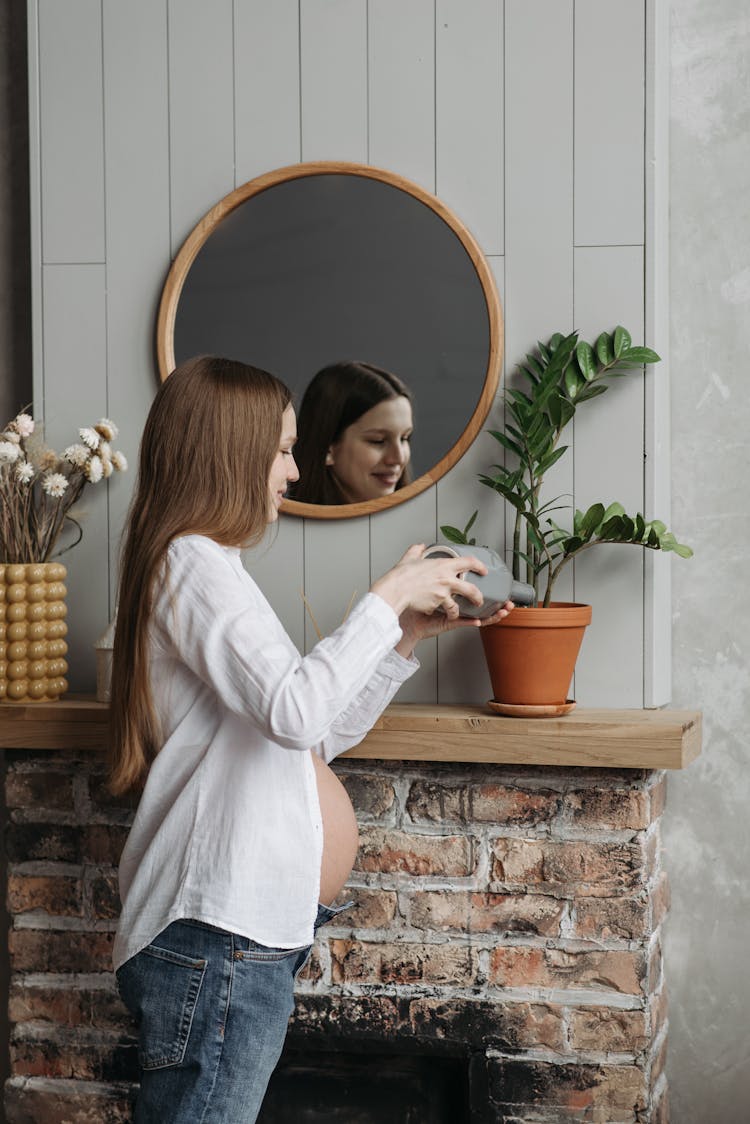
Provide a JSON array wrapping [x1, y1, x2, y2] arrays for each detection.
[[312, 648, 419, 763], [152, 536, 408, 752]]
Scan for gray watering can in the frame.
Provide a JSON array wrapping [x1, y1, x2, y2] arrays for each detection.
[[422, 543, 536, 619]]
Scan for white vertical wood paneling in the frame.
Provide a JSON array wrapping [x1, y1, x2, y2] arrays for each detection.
[[436, 259, 505, 704], [27, 0, 44, 409], [368, 0, 434, 188], [574, 0, 645, 248], [102, 0, 171, 601], [234, 0, 301, 184], [302, 519, 371, 652], [299, 0, 371, 632], [369, 489, 439, 703], [25, 1, 667, 705], [436, 0, 503, 256], [41, 265, 109, 691], [233, 0, 306, 624], [505, 0, 574, 353], [167, 0, 235, 255], [505, 0, 575, 602], [644, 0, 671, 706], [242, 519, 306, 654], [38, 0, 105, 263], [300, 0, 368, 161], [573, 246, 645, 706]]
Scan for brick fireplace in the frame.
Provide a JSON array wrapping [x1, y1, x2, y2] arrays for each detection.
[[1, 733, 675, 1123]]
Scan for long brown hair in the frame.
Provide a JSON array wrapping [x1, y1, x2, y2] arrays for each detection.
[[292, 360, 413, 505], [109, 356, 291, 794]]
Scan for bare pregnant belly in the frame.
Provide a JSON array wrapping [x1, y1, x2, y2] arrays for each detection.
[[311, 751, 359, 906]]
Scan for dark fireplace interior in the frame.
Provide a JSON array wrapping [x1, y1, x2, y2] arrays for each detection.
[[259, 1045, 471, 1123]]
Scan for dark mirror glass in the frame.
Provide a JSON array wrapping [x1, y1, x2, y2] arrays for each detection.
[[163, 166, 502, 516]]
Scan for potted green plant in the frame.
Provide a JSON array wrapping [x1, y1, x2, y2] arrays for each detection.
[[441, 327, 692, 712]]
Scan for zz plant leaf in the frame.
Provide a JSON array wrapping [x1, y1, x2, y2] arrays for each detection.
[[440, 326, 692, 606]]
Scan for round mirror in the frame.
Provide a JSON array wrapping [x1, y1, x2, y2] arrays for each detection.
[[157, 162, 503, 519]]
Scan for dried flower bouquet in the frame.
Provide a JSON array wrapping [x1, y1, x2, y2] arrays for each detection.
[[0, 412, 127, 564]]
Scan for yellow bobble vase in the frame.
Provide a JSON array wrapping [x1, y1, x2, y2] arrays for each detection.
[[0, 562, 68, 702]]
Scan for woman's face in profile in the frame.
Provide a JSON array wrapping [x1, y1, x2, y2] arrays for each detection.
[[326, 396, 413, 503]]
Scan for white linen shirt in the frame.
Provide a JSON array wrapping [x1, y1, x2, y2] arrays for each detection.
[[113, 534, 417, 971]]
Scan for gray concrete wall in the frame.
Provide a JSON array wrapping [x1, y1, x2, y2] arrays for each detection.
[[665, 1, 750, 1119]]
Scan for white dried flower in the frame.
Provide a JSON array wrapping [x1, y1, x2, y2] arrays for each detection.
[[1, 431, 20, 444], [99, 441, 112, 462], [101, 457, 113, 478], [79, 426, 100, 451], [95, 417, 118, 441], [86, 455, 103, 483], [42, 472, 69, 498], [0, 441, 20, 463], [111, 450, 128, 472], [15, 462, 34, 484], [63, 443, 90, 468], [14, 413, 34, 437]]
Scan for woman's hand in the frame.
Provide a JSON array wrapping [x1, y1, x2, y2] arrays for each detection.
[[370, 543, 515, 658], [371, 543, 485, 618], [395, 601, 514, 658]]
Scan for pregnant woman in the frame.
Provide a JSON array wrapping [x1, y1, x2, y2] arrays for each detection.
[[109, 356, 512, 1124]]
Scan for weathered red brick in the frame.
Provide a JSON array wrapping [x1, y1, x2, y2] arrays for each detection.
[[409, 997, 564, 1053], [650, 1028, 668, 1092], [5, 772, 75, 812], [568, 1006, 649, 1055], [408, 891, 564, 938], [88, 873, 121, 921], [10, 1033, 136, 1084], [9, 983, 129, 1032], [335, 771, 395, 818], [330, 938, 475, 987], [5, 1076, 135, 1124], [406, 779, 558, 827], [489, 945, 646, 995], [8, 874, 82, 917], [290, 993, 410, 1044], [492, 838, 646, 896], [333, 888, 397, 929], [562, 787, 651, 832], [488, 1059, 647, 1118], [9, 930, 114, 974], [81, 824, 129, 865], [355, 827, 474, 876], [651, 871, 670, 930], [571, 894, 649, 941], [6, 824, 80, 864], [650, 774, 667, 820], [652, 983, 668, 1040]]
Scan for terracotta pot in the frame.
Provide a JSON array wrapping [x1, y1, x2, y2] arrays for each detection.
[[480, 601, 592, 706], [0, 562, 69, 702]]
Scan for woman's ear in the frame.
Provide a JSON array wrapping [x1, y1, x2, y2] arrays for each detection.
[[325, 447, 335, 467]]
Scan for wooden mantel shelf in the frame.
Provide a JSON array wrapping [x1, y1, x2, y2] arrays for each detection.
[[0, 698, 701, 770]]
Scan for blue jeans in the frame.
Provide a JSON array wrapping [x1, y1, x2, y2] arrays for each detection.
[[117, 903, 349, 1123]]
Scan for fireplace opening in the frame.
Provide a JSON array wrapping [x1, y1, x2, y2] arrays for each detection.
[[258, 1046, 471, 1123]]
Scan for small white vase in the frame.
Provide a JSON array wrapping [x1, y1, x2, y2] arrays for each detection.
[[94, 614, 116, 702]]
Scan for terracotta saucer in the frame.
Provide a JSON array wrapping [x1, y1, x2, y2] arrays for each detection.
[[486, 699, 576, 718]]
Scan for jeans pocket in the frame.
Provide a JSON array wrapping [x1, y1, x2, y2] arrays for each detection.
[[237, 942, 308, 964], [117, 944, 207, 1070]]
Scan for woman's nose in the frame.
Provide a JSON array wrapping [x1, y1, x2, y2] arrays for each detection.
[[384, 443, 405, 465], [287, 455, 300, 482]]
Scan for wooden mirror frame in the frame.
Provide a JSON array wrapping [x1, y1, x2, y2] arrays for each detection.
[[156, 161, 503, 520]]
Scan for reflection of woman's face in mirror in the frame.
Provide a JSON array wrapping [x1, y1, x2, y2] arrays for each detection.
[[291, 360, 415, 506], [326, 396, 413, 503]]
